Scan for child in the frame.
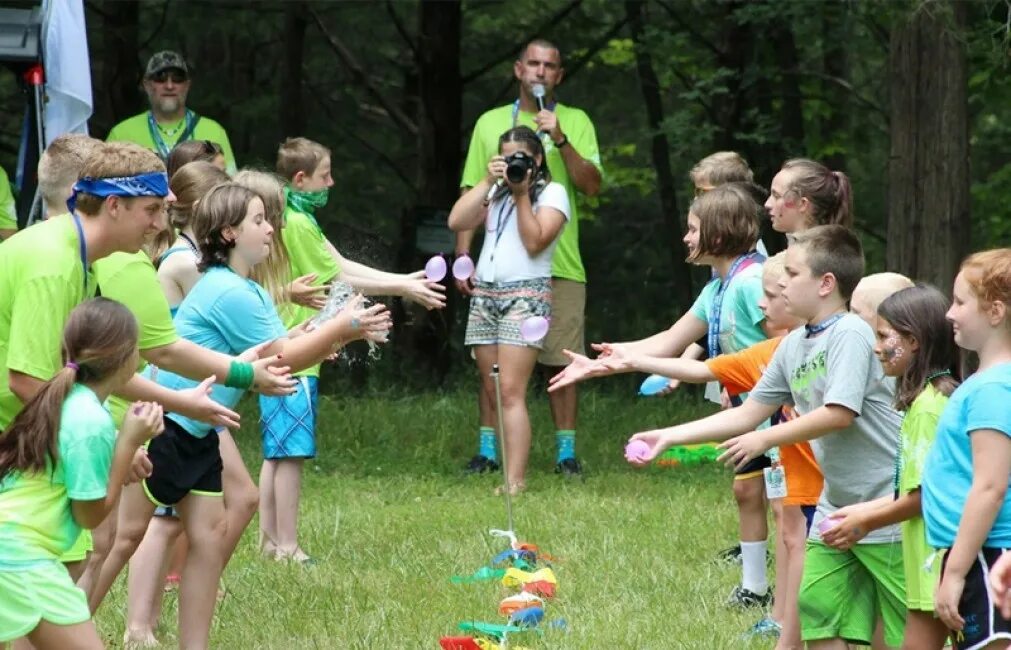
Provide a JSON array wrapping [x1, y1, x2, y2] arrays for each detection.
[[448, 125, 570, 495], [921, 249, 1011, 649], [261, 138, 444, 562], [90, 183, 391, 649], [167, 139, 227, 179], [0, 298, 163, 649], [765, 158, 853, 233], [630, 225, 906, 647], [36, 134, 101, 220], [555, 182, 772, 607], [821, 284, 957, 649]]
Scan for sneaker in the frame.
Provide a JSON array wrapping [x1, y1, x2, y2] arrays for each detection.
[[726, 585, 772, 609], [716, 544, 742, 564], [554, 457, 583, 477], [743, 616, 782, 638], [465, 455, 500, 474]]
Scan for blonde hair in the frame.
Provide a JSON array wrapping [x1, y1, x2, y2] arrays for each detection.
[[234, 169, 291, 305], [276, 137, 330, 181], [852, 272, 915, 316], [690, 151, 753, 187], [37, 134, 101, 212], [74, 143, 165, 216], [762, 251, 786, 283]]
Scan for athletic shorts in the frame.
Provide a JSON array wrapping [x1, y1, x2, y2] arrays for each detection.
[[799, 540, 907, 647], [142, 417, 222, 507], [942, 546, 1011, 650], [538, 278, 585, 366], [734, 454, 772, 480], [801, 505, 816, 535], [0, 560, 90, 641], [260, 376, 319, 460], [465, 278, 552, 349], [60, 530, 92, 563]]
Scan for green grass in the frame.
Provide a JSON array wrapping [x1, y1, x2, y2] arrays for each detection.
[[95, 387, 778, 649]]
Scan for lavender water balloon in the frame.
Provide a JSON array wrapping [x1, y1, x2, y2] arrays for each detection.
[[452, 254, 475, 281], [425, 255, 447, 282]]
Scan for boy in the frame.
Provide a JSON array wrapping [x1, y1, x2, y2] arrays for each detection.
[[261, 137, 445, 562], [37, 134, 102, 219], [631, 225, 906, 648]]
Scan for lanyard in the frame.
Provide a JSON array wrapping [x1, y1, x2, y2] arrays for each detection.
[[71, 213, 89, 293], [147, 110, 198, 160], [487, 197, 516, 265], [707, 251, 764, 358], [511, 97, 557, 128], [805, 312, 845, 338]]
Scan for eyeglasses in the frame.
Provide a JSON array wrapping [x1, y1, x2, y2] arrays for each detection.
[[150, 70, 187, 84]]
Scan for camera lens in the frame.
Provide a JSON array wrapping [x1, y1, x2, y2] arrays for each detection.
[[505, 152, 532, 183]]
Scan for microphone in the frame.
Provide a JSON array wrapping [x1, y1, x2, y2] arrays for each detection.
[[532, 83, 546, 111]]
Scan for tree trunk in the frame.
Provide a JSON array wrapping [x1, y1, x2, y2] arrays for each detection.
[[887, 1, 969, 291], [820, 0, 850, 172], [94, 0, 141, 136], [280, 1, 307, 139], [624, 0, 693, 310], [394, 0, 462, 379]]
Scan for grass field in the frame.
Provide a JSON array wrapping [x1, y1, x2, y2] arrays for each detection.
[[94, 385, 780, 649]]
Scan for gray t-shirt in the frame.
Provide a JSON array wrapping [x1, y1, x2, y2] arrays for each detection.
[[751, 313, 902, 543]]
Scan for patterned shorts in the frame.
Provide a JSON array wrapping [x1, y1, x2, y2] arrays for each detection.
[[259, 376, 319, 460], [464, 278, 552, 349]]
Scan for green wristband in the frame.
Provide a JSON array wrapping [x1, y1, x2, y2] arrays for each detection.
[[225, 360, 255, 390]]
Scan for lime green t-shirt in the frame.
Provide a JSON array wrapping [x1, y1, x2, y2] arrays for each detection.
[[0, 167, 15, 232], [460, 102, 602, 283], [0, 215, 98, 430], [0, 384, 116, 563], [280, 206, 341, 378], [107, 111, 237, 174], [94, 251, 179, 426]]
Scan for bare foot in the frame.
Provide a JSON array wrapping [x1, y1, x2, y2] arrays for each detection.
[[123, 629, 158, 649], [494, 482, 526, 496], [274, 547, 315, 565]]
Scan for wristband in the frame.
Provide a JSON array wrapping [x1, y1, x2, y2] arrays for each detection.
[[224, 360, 255, 390], [554, 136, 569, 148]]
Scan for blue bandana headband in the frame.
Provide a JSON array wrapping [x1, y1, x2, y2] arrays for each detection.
[[67, 172, 170, 213]]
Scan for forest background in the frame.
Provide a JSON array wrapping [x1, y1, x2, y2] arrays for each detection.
[[0, 0, 1006, 390]]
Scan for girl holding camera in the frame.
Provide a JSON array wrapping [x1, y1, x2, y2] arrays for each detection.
[[449, 126, 570, 494]]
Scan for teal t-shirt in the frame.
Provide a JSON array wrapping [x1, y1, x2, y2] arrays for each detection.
[[0, 384, 116, 564], [107, 111, 236, 174], [689, 261, 766, 355], [460, 102, 602, 284]]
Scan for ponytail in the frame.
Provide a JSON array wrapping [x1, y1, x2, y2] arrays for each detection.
[[781, 158, 853, 228], [0, 298, 138, 482]]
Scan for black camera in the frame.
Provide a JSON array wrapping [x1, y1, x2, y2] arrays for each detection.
[[504, 151, 536, 183]]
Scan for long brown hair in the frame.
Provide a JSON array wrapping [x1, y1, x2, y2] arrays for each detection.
[[0, 298, 138, 481], [688, 183, 759, 260], [149, 161, 230, 262], [194, 183, 259, 272], [877, 284, 960, 411]]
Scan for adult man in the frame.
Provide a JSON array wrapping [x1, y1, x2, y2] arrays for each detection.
[[107, 51, 236, 173], [457, 39, 602, 476]]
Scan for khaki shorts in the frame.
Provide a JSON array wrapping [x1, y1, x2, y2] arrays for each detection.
[[538, 278, 586, 367]]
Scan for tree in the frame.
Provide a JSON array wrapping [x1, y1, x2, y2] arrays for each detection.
[[887, 0, 970, 290]]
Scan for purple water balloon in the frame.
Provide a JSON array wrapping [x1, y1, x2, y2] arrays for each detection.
[[624, 439, 650, 463], [425, 255, 447, 282], [452, 254, 475, 281], [817, 517, 836, 536], [520, 316, 549, 342]]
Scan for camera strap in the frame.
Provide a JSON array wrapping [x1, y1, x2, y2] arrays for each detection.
[[488, 197, 516, 266]]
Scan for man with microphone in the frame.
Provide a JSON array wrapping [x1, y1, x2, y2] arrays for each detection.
[[457, 38, 602, 478]]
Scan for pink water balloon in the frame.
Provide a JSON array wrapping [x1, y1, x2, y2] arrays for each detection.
[[520, 316, 549, 342], [425, 255, 447, 282], [817, 517, 836, 536], [624, 440, 650, 463], [452, 254, 475, 281]]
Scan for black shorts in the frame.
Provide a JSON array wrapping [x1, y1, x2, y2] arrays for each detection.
[[733, 454, 772, 479], [142, 416, 222, 507], [942, 546, 1011, 650]]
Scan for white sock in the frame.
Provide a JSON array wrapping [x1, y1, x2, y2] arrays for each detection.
[[740, 540, 768, 594]]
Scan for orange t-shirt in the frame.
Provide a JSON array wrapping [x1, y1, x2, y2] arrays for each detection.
[[705, 337, 823, 506]]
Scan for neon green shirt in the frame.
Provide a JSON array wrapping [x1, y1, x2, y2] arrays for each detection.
[[460, 102, 602, 283], [281, 206, 341, 378], [107, 111, 237, 174], [94, 251, 179, 426], [0, 384, 116, 563], [0, 167, 15, 232], [0, 215, 98, 430]]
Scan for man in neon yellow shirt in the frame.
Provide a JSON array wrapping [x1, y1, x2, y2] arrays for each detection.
[[107, 51, 236, 174], [0, 167, 16, 240], [457, 39, 603, 477]]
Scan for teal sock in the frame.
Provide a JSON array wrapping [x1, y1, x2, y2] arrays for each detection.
[[479, 427, 497, 460], [555, 430, 576, 463]]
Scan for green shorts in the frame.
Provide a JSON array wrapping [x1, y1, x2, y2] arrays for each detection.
[[0, 560, 90, 641], [799, 540, 907, 646], [59, 529, 93, 564]]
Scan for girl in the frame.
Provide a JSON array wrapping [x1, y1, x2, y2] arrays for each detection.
[[448, 125, 569, 495], [0, 298, 163, 650], [765, 157, 853, 234], [92, 184, 390, 650], [922, 249, 1011, 650], [167, 139, 226, 179], [821, 284, 957, 649]]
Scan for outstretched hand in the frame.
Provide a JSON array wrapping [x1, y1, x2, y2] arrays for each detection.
[[717, 431, 770, 470], [626, 429, 674, 467], [404, 270, 447, 310]]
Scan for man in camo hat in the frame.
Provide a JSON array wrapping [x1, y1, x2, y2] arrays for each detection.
[[107, 50, 236, 173]]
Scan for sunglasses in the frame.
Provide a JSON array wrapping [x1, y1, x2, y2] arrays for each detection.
[[149, 70, 187, 84]]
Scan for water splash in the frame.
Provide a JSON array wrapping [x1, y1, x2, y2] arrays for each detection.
[[311, 280, 388, 364]]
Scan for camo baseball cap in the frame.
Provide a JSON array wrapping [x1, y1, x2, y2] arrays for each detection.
[[145, 51, 188, 79]]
